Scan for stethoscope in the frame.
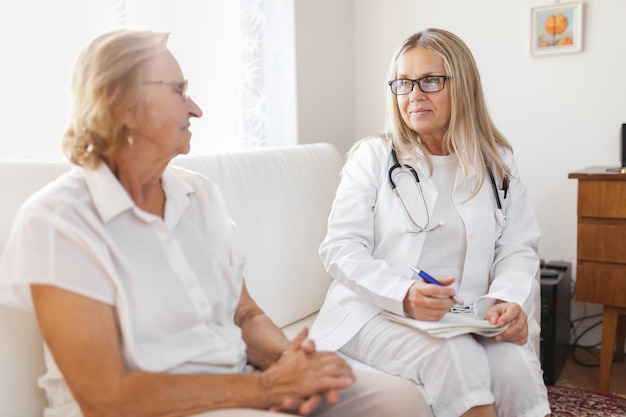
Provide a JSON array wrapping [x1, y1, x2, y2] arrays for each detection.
[[388, 148, 508, 234]]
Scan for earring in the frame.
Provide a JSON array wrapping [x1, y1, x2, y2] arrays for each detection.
[[127, 136, 135, 146]]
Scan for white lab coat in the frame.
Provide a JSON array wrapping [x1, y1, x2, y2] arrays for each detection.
[[310, 137, 541, 351]]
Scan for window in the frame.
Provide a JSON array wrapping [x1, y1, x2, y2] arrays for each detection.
[[0, 0, 295, 161]]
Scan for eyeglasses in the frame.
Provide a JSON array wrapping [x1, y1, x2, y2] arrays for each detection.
[[388, 76, 449, 95], [143, 79, 189, 100]]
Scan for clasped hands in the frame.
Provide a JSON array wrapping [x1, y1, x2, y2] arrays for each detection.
[[263, 328, 354, 415], [403, 278, 528, 345]]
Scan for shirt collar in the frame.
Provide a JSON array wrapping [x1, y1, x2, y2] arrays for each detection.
[[161, 167, 195, 229], [84, 161, 195, 225], [85, 162, 134, 223]]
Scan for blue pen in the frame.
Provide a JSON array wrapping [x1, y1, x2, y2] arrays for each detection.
[[407, 264, 464, 305]]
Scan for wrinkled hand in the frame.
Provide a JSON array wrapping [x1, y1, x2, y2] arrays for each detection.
[[485, 301, 528, 345], [403, 277, 457, 321], [265, 328, 354, 415]]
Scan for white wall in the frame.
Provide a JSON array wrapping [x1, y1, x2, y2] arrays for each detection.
[[294, 0, 355, 152], [295, 0, 626, 346]]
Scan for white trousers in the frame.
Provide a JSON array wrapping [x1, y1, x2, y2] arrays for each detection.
[[189, 369, 431, 417], [339, 314, 551, 417]]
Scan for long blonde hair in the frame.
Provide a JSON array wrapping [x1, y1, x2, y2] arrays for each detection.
[[62, 29, 169, 168], [382, 28, 512, 190]]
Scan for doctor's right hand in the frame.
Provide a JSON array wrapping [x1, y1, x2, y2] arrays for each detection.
[[403, 278, 456, 321]]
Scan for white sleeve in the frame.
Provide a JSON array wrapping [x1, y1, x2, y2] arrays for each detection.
[[474, 152, 541, 317], [0, 198, 116, 311], [319, 140, 415, 316]]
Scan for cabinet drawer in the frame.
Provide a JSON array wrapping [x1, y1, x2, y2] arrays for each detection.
[[575, 263, 626, 306], [577, 220, 626, 263], [578, 180, 626, 218]]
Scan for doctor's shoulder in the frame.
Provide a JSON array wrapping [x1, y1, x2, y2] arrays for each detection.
[[494, 145, 523, 179], [492, 144, 515, 166], [346, 135, 392, 163], [341, 137, 394, 183]]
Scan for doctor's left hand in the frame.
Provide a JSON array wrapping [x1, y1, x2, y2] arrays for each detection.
[[485, 301, 528, 345]]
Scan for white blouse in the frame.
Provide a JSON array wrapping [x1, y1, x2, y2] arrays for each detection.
[[0, 161, 247, 415]]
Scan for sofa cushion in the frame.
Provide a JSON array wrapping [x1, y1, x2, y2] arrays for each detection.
[[0, 161, 71, 254], [171, 144, 342, 328]]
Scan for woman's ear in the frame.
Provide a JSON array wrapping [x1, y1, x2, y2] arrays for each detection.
[[121, 106, 136, 130]]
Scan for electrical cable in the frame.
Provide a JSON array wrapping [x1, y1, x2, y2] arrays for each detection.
[[570, 318, 603, 367], [567, 279, 604, 367]]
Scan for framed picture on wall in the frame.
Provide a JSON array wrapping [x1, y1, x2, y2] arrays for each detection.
[[531, 2, 583, 56]]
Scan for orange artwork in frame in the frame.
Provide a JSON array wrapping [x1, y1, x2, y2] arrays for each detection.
[[531, 2, 583, 56]]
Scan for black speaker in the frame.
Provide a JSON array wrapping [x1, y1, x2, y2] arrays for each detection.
[[607, 124, 626, 172], [540, 261, 571, 385], [622, 123, 626, 168]]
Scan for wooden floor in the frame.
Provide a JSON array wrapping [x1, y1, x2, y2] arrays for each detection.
[[554, 348, 626, 395]]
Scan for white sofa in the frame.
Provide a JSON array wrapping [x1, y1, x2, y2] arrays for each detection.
[[0, 142, 539, 416]]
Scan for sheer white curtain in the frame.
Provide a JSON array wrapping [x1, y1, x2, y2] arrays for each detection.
[[0, 0, 295, 161], [240, 0, 296, 148]]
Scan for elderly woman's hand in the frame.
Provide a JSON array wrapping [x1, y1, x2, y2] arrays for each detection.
[[264, 328, 354, 415]]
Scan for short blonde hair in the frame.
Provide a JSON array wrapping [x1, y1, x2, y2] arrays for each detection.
[[62, 29, 169, 168], [383, 28, 512, 189]]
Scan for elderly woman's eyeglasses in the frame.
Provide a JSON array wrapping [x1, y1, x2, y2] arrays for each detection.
[[143, 79, 189, 100], [388, 76, 449, 95]]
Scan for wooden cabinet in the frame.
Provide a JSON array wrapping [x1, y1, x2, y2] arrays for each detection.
[[569, 167, 626, 392]]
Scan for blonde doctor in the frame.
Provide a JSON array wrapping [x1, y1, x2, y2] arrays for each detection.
[[310, 28, 551, 417]]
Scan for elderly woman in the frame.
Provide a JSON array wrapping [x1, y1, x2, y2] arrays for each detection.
[[0, 29, 424, 417], [310, 28, 552, 417]]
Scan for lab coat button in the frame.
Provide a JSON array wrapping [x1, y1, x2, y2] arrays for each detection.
[[469, 231, 476, 239]]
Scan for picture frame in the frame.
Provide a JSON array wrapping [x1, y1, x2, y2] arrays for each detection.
[[531, 2, 583, 56]]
